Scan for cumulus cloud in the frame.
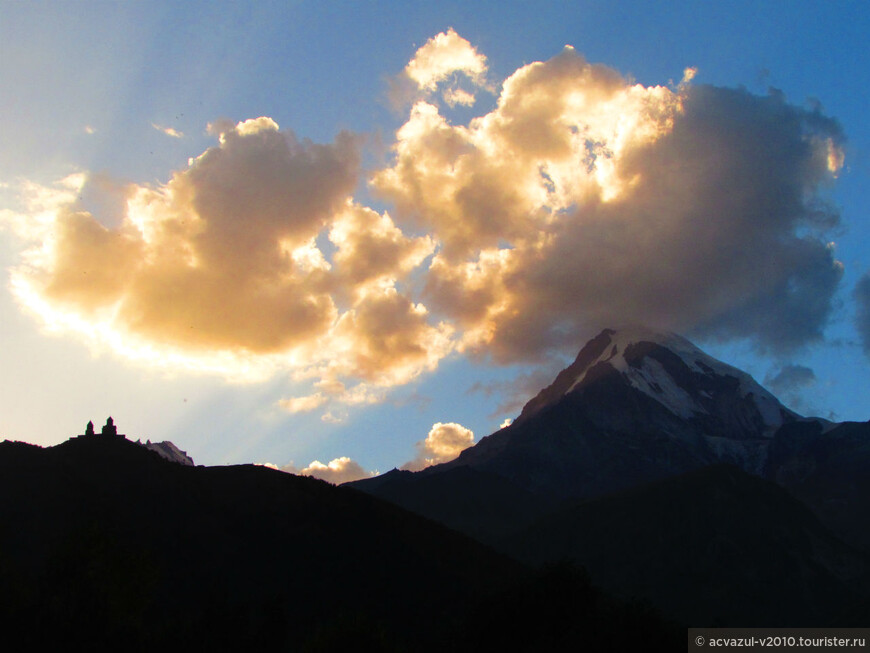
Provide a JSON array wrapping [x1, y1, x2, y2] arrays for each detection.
[[329, 285, 453, 386], [283, 456, 372, 484], [328, 203, 434, 301], [6, 117, 454, 405], [13, 118, 357, 353], [402, 422, 474, 471], [443, 87, 477, 108], [392, 28, 492, 108], [374, 44, 846, 362], [854, 272, 870, 356], [405, 28, 488, 90], [3, 33, 851, 422]]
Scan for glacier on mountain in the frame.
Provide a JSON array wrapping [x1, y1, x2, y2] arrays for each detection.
[[561, 327, 792, 432]]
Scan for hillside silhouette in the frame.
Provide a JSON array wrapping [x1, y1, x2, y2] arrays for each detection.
[[0, 424, 680, 651]]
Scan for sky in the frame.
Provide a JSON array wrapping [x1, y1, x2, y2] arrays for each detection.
[[1, 1, 868, 481]]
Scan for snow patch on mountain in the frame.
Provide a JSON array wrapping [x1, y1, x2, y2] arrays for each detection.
[[564, 327, 792, 431], [621, 355, 697, 419], [141, 440, 195, 466]]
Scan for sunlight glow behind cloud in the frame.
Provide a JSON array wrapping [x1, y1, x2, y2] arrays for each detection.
[[2, 32, 849, 421], [375, 46, 844, 362]]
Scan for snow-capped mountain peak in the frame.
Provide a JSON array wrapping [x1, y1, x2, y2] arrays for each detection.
[[423, 326, 827, 502], [518, 327, 794, 434]]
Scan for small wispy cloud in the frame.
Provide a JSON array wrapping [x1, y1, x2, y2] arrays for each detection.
[[278, 393, 329, 414], [151, 123, 184, 138]]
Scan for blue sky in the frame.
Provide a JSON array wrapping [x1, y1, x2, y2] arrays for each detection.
[[1, 1, 868, 479]]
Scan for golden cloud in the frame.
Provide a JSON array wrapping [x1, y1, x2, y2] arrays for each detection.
[[5, 117, 454, 400], [3, 33, 849, 417], [402, 421, 474, 471], [404, 27, 488, 93], [278, 393, 329, 414], [391, 28, 493, 109], [286, 456, 372, 484], [374, 43, 846, 360], [328, 202, 434, 299]]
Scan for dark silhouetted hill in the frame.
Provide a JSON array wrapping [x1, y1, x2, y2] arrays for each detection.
[[0, 431, 681, 651], [501, 465, 870, 626], [767, 419, 870, 553]]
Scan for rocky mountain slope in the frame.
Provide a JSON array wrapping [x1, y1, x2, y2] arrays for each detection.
[[442, 327, 801, 496]]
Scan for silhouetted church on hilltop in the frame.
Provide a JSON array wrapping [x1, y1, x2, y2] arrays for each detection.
[[83, 417, 125, 439]]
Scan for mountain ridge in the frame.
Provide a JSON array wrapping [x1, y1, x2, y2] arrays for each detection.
[[428, 327, 819, 493], [0, 433, 520, 649], [5, 327, 868, 636], [500, 463, 870, 626], [349, 326, 870, 626], [0, 429, 683, 649]]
